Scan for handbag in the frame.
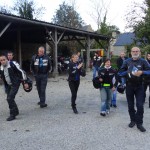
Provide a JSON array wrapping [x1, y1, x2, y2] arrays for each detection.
[[92, 76, 102, 89], [80, 68, 86, 77]]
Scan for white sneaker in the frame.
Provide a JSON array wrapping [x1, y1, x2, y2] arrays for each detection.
[[100, 111, 106, 116], [106, 110, 110, 115]]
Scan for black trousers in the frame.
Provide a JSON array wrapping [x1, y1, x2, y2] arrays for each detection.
[[6, 84, 20, 116], [69, 80, 80, 108], [126, 84, 144, 125], [35, 74, 48, 104]]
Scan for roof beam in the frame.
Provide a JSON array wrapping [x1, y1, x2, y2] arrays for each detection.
[[0, 13, 110, 41], [95, 38, 107, 52], [73, 36, 86, 49], [0, 22, 11, 38], [57, 31, 65, 44]]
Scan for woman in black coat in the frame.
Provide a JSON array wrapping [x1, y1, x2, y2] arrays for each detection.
[[68, 54, 83, 114]]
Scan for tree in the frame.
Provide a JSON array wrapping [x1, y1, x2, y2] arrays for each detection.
[[97, 13, 109, 35], [51, 1, 85, 54], [12, 0, 45, 19], [92, 13, 119, 50], [126, 0, 150, 52], [0, 5, 11, 14], [52, 1, 84, 28], [89, 0, 111, 30]]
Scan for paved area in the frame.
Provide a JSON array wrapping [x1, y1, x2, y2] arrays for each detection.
[[0, 71, 150, 150]]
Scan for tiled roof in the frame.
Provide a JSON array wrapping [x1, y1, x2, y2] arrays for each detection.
[[80, 25, 94, 32], [114, 32, 135, 46]]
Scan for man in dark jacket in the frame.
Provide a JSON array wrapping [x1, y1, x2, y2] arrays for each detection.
[[30, 46, 51, 108], [7, 51, 14, 61], [143, 53, 150, 105], [117, 52, 128, 70], [118, 47, 150, 132], [92, 52, 102, 78], [0, 54, 28, 121], [77, 52, 83, 63]]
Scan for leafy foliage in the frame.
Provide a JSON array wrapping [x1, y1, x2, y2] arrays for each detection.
[[92, 13, 119, 51], [0, 0, 45, 19], [13, 0, 34, 19], [126, 0, 150, 52], [0, 6, 11, 14], [52, 1, 84, 28]]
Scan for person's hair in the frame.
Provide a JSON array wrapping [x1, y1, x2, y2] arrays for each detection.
[[147, 53, 150, 55], [7, 51, 13, 55], [71, 53, 77, 58], [104, 58, 111, 64], [71, 53, 77, 61], [120, 52, 125, 55], [131, 47, 140, 52], [0, 53, 7, 58], [38, 46, 45, 51]]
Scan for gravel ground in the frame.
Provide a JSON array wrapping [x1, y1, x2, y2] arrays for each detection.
[[0, 71, 150, 150]]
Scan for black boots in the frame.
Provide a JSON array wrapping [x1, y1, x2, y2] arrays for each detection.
[[40, 103, 48, 108], [128, 121, 136, 128], [110, 104, 117, 108], [37, 101, 41, 105], [137, 125, 146, 132], [128, 121, 146, 132], [7, 109, 19, 121], [6, 115, 16, 121], [72, 107, 78, 114], [38, 102, 47, 108]]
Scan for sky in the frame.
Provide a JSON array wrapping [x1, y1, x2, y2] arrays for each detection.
[[0, 0, 145, 32]]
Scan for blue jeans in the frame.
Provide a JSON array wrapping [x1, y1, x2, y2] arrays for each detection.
[[100, 87, 112, 112], [93, 66, 99, 79], [111, 88, 117, 105]]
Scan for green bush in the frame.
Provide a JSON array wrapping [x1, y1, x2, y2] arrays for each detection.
[[111, 56, 118, 69]]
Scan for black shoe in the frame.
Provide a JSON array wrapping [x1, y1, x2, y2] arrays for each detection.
[[40, 103, 47, 108], [128, 121, 136, 128], [110, 104, 112, 107], [37, 102, 41, 105], [6, 115, 16, 121], [137, 125, 146, 132], [72, 107, 78, 114], [113, 104, 117, 108], [15, 111, 19, 116], [14, 109, 19, 116]]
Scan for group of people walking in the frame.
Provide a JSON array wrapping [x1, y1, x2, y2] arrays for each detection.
[[0, 46, 150, 133], [0, 46, 51, 121], [91, 47, 150, 132]]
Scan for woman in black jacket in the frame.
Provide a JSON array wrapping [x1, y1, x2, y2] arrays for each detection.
[[68, 54, 83, 114], [98, 59, 118, 116]]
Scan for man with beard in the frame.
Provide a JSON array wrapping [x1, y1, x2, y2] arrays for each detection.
[[119, 47, 150, 132]]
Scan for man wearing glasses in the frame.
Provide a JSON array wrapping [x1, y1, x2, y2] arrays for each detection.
[[119, 47, 150, 132]]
